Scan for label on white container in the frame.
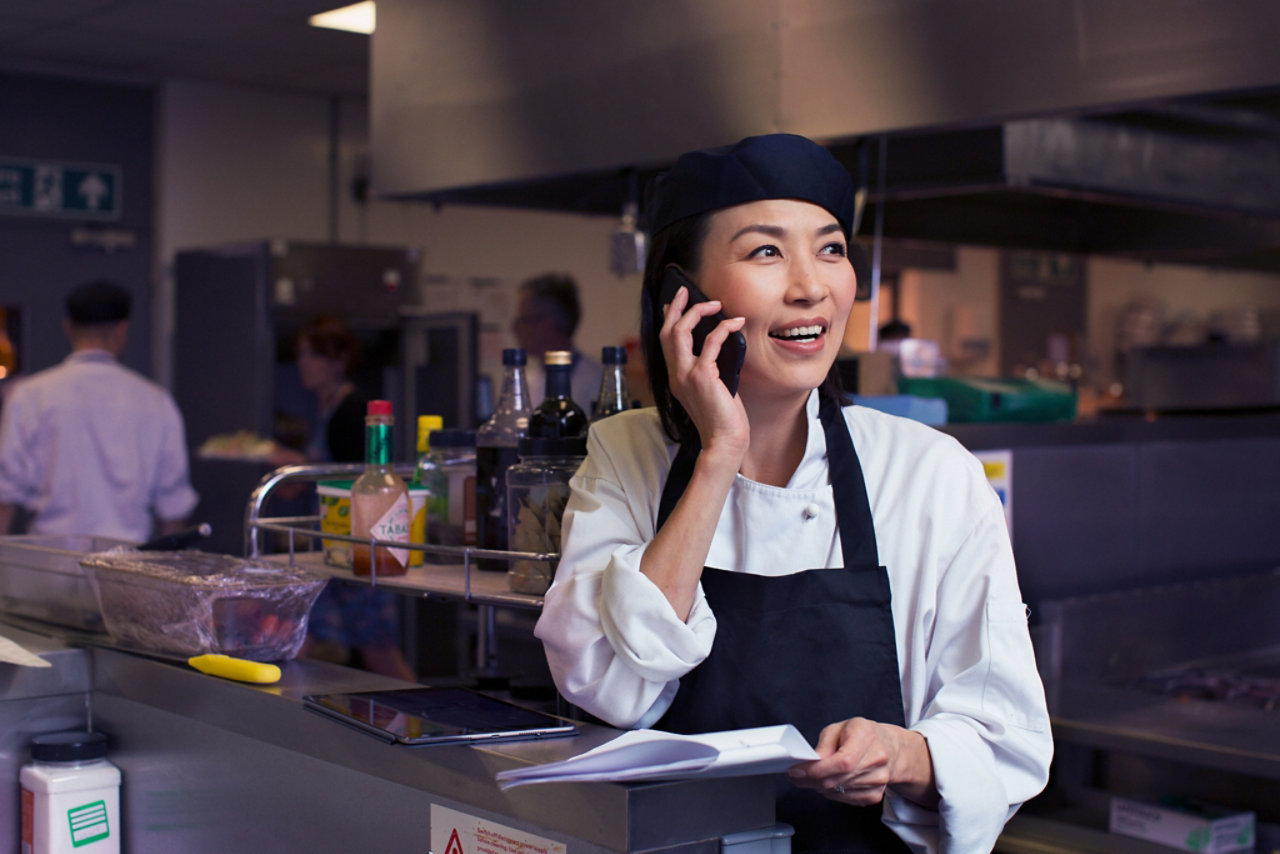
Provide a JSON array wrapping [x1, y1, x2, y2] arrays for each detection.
[[20, 761, 121, 854]]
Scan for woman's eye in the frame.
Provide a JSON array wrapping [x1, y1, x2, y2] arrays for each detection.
[[747, 244, 781, 259], [820, 242, 847, 257]]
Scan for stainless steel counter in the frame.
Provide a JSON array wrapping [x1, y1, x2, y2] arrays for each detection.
[[47, 641, 775, 853], [0, 625, 94, 853]]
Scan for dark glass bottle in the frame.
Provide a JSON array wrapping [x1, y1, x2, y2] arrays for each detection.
[[592, 345, 630, 421], [527, 350, 588, 439], [475, 348, 531, 569]]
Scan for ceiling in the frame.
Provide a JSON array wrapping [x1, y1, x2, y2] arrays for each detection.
[[0, 0, 369, 98], [5, 1, 1280, 272]]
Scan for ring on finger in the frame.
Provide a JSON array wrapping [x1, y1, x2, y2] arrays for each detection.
[[834, 784, 846, 794]]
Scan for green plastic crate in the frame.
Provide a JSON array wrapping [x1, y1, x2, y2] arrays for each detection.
[[898, 376, 1076, 423]]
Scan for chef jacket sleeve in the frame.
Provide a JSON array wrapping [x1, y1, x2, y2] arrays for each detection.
[[887, 451, 1053, 853], [535, 413, 717, 729]]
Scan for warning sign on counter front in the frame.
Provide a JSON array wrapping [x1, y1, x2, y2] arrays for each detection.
[[431, 805, 566, 854]]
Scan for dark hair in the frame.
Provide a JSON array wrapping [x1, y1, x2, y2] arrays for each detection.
[[641, 217, 848, 445], [66, 280, 131, 326], [297, 315, 361, 378], [519, 273, 581, 337]]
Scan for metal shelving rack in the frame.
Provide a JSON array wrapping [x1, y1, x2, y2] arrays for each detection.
[[244, 462, 558, 672]]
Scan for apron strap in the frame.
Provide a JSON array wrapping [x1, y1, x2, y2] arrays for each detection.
[[819, 394, 878, 568]]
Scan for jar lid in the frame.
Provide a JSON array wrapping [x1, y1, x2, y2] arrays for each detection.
[[30, 731, 108, 762], [367, 399, 393, 416], [429, 428, 476, 448], [518, 435, 588, 457], [502, 348, 527, 366], [602, 345, 627, 365]]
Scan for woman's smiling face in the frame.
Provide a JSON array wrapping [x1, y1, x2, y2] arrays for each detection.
[[692, 198, 857, 402]]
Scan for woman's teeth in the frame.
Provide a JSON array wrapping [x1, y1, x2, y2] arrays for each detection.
[[770, 325, 824, 341]]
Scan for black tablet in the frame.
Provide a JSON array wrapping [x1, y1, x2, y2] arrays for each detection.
[[303, 686, 578, 746]]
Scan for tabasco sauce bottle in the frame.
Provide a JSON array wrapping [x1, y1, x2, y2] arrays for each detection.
[[350, 399, 410, 577]]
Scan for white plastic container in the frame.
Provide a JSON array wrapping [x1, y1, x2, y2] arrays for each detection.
[[20, 731, 121, 854]]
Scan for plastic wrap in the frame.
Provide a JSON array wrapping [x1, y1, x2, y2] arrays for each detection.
[[80, 550, 327, 661]]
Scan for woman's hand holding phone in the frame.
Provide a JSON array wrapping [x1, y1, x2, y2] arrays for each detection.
[[658, 270, 750, 465], [647, 277, 751, 620]]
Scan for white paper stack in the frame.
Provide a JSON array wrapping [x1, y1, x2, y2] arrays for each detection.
[[495, 724, 817, 789]]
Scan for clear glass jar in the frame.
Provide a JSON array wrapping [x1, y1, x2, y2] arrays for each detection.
[[506, 435, 587, 594], [422, 428, 477, 564]]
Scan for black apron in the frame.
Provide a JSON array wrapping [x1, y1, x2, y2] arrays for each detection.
[[656, 395, 912, 854]]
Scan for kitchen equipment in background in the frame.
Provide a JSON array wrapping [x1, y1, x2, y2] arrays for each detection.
[[136, 522, 212, 551], [173, 242, 480, 557], [1122, 341, 1280, 411], [898, 376, 1075, 422], [0, 535, 130, 631], [880, 338, 944, 378], [1032, 572, 1280, 836]]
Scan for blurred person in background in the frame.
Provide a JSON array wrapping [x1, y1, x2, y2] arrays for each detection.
[[0, 280, 197, 541], [512, 272, 604, 407], [271, 315, 415, 681]]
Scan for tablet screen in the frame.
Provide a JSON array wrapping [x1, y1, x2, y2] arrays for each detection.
[[304, 686, 577, 745]]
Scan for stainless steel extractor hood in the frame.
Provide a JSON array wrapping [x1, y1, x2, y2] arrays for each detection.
[[370, 0, 1280, 271]]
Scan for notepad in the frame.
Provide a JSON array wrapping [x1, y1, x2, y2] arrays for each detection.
[[495, 724, 817, 789]]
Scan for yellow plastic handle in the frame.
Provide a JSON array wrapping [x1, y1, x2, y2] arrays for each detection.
[[187, 654, 282, 684]]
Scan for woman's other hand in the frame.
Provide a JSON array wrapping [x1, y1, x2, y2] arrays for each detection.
[[787, 717, 939, 809], [659, 284, 749, 465]]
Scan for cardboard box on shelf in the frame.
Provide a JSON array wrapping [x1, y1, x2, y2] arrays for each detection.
[[1110, 795, 1255, 853]]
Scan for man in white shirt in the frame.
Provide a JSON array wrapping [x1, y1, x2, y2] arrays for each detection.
[[511, 273, 604, 409], [0, 280, 198, 543]]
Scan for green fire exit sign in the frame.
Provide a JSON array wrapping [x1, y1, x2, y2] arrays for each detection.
[[0, 158, 121, 220]]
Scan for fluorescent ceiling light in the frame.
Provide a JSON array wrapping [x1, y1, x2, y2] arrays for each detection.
[[309, 1, 375, 34]]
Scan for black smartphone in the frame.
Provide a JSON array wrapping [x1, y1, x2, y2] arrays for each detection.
[[659, 265, 746, 397]]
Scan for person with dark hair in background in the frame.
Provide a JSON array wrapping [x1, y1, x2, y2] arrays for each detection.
[[0, 280, 197, 541], [271, 315, 416, 681], [512, 272, 604, 407], [535, 135, 1051, 852]]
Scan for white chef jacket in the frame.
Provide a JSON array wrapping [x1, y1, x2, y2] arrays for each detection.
[[535, 390, 1052, 853], [0, 350, 199, 543]]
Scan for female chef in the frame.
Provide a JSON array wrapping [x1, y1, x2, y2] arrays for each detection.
[[534, 134, 1052, 853]]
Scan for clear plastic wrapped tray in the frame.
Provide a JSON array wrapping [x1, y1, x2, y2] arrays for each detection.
[[81, 550, 328, 661]]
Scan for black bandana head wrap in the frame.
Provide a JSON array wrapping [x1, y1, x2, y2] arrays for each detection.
[[645, 133, 859, 239]]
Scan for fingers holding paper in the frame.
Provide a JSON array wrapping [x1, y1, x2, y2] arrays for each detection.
[[786, 717, 939, 809]]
